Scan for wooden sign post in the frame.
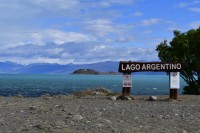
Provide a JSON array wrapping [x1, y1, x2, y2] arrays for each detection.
[[118, 61, 182, 100], [122, 73, 132, 96], [169, 72, 180, 100]]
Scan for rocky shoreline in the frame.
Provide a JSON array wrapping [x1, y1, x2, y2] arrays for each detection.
[[0, 89, 200, 133]]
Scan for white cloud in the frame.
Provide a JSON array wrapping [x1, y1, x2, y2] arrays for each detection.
[[32, 0, 80, 10], [167, 24, 181, 31], [140, 30, 152, 34], [133, 11, 143, 17], [86, 19, 115, 34], [0, 1, 38, 20], [176, 2, 190, 8], [46, 48, 64, 55], [176, 1, 200, 8], [99, 0, 134, 7], [189, 7, 200, 13], [0, 41, 158, 64], [29, 57, 67, 64], [165, 21, 180, 31], [0, 56, 70, 65], [0, 28, 96, 48], [0, 0, 135, 49], [189, 21, 200, 29], [176, 1, 200, 14], [167, 26, 179, 32], [43, 29, 96, 44], [0, 0, 160, 64], [140, 18, 161, 26], [84, 19, 116, 37], [83, 19, 132, 39], [117, 36, 135, 43]]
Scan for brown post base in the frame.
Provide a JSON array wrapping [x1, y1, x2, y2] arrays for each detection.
[[122, 87, 127, 97], [127, 87, 131, 96], [170, 89, 178, 100], [122, 87, 131, 97]]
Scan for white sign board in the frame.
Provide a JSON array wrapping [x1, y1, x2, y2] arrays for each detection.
[[123, 74, 132, 87], [170, 72, 180, 89]]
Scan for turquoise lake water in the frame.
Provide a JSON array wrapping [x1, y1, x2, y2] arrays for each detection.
[[0, 74, 187, 97]]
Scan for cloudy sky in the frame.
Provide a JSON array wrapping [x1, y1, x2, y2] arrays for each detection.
[[0, 0, 200, 64]]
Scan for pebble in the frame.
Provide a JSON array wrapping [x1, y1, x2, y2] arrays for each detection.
[[96, 123, 104, 128], [29, 106, 36, 110], [62, 108, 68, 112], [110, 96, 117, 100], [104, 119, 111, 123], [116, 96, 131, 100], [149, 96, 157, 101], [68, 112, 75, 115], [70, 121, 75, 125], [72, 114, 83, 120], [86, 121, 91, 124], [54, 121, 67, 128], [135, 117, 139, 119], [54, 105, 60, 108], [0, 119, 5, 125], [126, 96, 132, 100]]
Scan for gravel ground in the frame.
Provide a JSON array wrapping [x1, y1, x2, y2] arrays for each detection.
[[0, 90, 200, 133]]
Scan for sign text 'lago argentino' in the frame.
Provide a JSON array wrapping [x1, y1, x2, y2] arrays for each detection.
[[118, 62, 182, 72]]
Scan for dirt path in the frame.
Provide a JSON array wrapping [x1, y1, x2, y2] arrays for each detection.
[[0, 92, 200, 133]]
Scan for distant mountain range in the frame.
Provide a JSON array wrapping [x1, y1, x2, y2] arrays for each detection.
[[0, 61, 166, 75]]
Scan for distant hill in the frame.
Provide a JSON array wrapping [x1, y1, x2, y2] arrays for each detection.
[[0, 61, 166, 75], [0, 61, 24, 73]]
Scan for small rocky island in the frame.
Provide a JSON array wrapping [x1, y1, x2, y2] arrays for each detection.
[[72, 69, 118, 75]]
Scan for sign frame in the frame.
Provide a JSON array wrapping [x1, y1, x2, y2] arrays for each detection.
[[118, 61, 182, 72]]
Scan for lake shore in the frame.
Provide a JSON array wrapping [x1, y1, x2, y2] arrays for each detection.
[[0, 90, 200, 133]]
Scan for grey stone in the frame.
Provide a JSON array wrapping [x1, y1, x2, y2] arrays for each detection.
[[93, 91, 107, 95], [62, 107, 68, 112], [34, 123, 51, 131], [17, 126, 30, 132], [96, 123, 104, 128], [116, 96, 131, 100], [126, 96, 132, 100], [68, 112, 75, 115], [54, 121, 67, 128], [72, 114, 83, 120], [149, 96, 157, 101], [29, 106, 36, 110], [110, 96, 117, 100]]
